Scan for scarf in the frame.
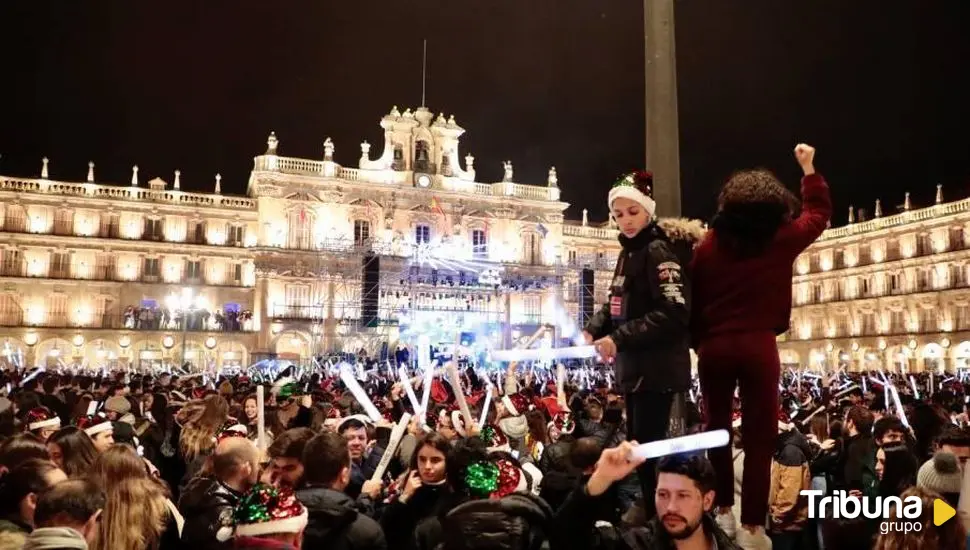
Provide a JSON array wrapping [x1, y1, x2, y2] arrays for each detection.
[[23, 527, 88, 550]]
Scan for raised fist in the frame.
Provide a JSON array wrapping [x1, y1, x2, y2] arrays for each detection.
[[794, 144, 816, 175]]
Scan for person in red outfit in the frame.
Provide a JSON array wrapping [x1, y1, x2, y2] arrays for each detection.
[[690, 144, 831, 546]]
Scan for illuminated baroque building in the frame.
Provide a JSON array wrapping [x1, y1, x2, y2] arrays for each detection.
[[780, 188, 970, 373], [0, 106, 621, 370]]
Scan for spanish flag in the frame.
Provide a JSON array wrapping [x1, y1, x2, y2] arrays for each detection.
[[431, 196, 445, 216]]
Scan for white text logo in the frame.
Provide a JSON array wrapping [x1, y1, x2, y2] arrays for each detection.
[[801, 490, 923, 534]]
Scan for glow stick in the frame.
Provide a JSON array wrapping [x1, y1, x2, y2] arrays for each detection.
[[22, 367, 45, 385], [556, 364, 566, 406], [370, 412, 411, 482], [629, 429, 730, 460], [419, 361, 435, 416], [909, 375, 920, 400], [398, 366, 421, 417], [490, 345, 597, 362], [478, 386, 492, 428], [889, 385, 910, 429], [445, 362, 473, 427], [862, 376, 867, 395], [800, 406, 826, 426], [929, 372, 934, 396], [340, 365, 383, 423], [86, 400, 99, 416], [256, 385, 266, 451]]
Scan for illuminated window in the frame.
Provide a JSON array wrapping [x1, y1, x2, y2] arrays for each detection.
[[415, 224, 431, 244], [471, 229, 488, 258]]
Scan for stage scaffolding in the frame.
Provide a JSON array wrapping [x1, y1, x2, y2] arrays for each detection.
[[261, 236, 584, 358]]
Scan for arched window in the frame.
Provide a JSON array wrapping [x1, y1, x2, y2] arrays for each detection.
[[414, 141, 431, 172], [287, 208, 312, 250]]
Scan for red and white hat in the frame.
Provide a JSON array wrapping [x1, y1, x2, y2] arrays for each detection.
[[24, 407, 61, 432], [548, 412, 575, 435], [77, 414, 113, 437]]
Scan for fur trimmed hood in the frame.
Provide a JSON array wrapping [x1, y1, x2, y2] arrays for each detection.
[[656, 218, 706, 266], [657, 217, 707, 245]]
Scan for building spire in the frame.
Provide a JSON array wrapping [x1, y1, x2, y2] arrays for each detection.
[[131, 165, 139, 186], [174, 170, 181, 190], [903, 191, 911, 211], [87, 162, 95, 183], [41, 157, 49, 179], [214, 174, 222, 194], [848, 205, 855, 224], [421, 39, 428, 108], [936, 184, 943, 204], [875, 199, 883, 218]]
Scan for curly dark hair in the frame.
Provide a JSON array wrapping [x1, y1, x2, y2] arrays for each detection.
[[711, 169, 800, 257]]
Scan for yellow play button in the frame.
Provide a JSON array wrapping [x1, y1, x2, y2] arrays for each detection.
[[934, 499, 956, 526]]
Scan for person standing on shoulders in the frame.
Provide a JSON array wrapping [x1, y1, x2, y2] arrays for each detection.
[[691, 144, 831, 547], [583, 170, 693, 517]]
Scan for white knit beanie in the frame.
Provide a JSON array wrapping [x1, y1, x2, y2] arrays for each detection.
[[917, 452, 964, 495]]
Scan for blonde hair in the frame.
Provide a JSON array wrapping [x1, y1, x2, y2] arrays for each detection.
[[91, 478, 169, 550], [89, 445, 171, 550], [873, 486, 967, 550], [178, 394, 229, 461]]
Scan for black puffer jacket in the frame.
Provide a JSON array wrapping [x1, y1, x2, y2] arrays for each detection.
[[437, 493, 553, 550], [177, 475, 242, 550], [296, 486, 387, 550], [585, 220, 702, 393]]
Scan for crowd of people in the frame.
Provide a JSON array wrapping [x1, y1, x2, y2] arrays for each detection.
[[0, 143, 967, 550]]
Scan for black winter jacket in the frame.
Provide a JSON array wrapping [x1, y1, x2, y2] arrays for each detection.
[[585, 220, 699, 393], [296, 486, 387, 550], [177, 476, 242, 550]]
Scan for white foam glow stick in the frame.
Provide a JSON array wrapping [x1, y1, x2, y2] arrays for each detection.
[[862, 376, 867, 395], [370, 412, 411, 482], [490, 345, 597, 362], [445, 362, 473, 427], [909, 375, 920, 400], [398, 366, 422, 417], [419, 361, 435, 416], [629, 429, 730, 460], [478, 387, 492, 428], [889, 385, 910, 429], [556, 364, 567, 406], [256, 385, 266, 451], [22, 367, 45, 385], [340, 365, 383, 423]]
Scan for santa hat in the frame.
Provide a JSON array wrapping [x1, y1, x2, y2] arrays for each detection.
[[77, 414, 113, 437], [218, 483, 307, 541], [215, 417, 249, 444], [480, 424, 510, 453], [548, 412, 575, 435], [501, 393, 530, 417], [608, 171, 656, 218], [24, 407, 60, 432]]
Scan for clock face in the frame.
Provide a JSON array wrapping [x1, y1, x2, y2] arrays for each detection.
[[416, 174, 432, 188]]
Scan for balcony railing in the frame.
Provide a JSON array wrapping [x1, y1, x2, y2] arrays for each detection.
[[0, 217, 251, 250], [0, 311, 254, 332], [0, 176, 256, 210], [0, 260, 246, 287], [252, 154, 561, 202]]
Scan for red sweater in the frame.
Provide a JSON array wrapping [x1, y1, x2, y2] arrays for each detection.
[[690, 174, 832, 341]]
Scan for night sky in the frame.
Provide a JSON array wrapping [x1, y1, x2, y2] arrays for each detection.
[[1, 1, 967, 225]]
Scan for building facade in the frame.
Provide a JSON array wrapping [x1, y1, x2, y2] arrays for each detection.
[[0, 106, 621, 370], [780, 189, 970, 373]]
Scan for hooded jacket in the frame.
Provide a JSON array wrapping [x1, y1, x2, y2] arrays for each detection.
[[768, 428, 812, 533], [585, 219, 705, 394], [295, 486, 386, 550]]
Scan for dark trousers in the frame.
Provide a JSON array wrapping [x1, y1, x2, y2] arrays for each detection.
[[698, 330, 780, 527], [625, 390, 674, 518]]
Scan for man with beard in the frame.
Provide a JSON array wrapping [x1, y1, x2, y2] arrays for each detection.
[[554, 443, 739, 550]]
